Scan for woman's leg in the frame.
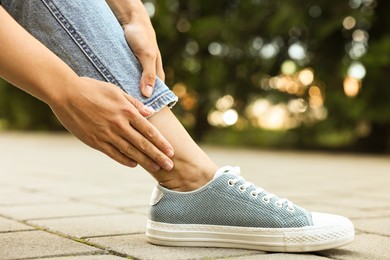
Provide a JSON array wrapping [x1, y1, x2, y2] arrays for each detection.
[[2, 0, 355, 252], [148, 107, 217, 191], [2, 0, 217, 191]]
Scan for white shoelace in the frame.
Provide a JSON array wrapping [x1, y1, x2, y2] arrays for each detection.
[[223, 166, 295, 212]]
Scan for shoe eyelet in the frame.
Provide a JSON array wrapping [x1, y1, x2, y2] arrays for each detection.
[[250, 191, 258, 198], [275, 202, 283, 208], [239, 185, 246, 192], [227, 179, 235, 187], [287, 206, 295, 213], [262, 197, 270, 203]]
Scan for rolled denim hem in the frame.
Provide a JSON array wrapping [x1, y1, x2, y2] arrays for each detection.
[[146, 88, 178, 113]]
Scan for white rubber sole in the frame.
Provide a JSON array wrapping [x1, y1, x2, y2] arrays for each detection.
[[146, 212, 355, 252]]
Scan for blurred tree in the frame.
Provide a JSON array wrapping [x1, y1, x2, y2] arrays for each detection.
[[1, 0, 389, 152], [153, 0, 389, 152], [0, 79, 62, 130]]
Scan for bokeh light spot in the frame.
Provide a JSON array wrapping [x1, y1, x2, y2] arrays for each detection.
[[343, 16, 356, 30], [288, 43, 306, 60], [298, 68, 314, 86], [281, 60, 297, 75], [348, 62, 366, 79], [309, 5, 322, 18], [344, 77, 361, 97], [223, 109, 238, 126], [143, 2, 155, 17]]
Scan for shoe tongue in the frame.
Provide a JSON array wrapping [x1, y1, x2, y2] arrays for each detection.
[[213, 166, 237, 179]]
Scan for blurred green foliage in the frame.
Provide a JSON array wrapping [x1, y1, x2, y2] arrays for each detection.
[[1, 0, 389, 152], [0, 79, 62, 130]]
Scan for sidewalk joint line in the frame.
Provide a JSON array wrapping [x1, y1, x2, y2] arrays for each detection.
[[82, 232, 145, 239], [354, 228, 390, 238]]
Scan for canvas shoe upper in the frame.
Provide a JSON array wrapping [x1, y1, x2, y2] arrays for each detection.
[[146, 166, 354, 252]]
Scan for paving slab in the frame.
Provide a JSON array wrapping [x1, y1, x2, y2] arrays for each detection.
[[0, 216, 35, 232], [0, 190, 67, 206], [353, 216, 390, 236], [1, 133, 390, 260], [88, 233, 263, 260], [29, 213, 147, 238], [38, 183, 136, 197], [0, 186, 25, 194], [122, 205, 150, 215], [78, 193, 151, 208], [0, 201, 123, 220], [317, 233, 390, 260], [222, 253, 330, 259], [0, 230, 102, 259]]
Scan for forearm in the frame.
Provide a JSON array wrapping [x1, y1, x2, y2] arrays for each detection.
[[105, 0, 148, 26], [0, 6, 78, 106]]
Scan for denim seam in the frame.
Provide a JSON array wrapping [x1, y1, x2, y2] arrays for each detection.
[[39, 0, 124, 90]]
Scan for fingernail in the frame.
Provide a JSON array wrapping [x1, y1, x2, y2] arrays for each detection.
[[151, 162, 161, 171], [166, 148, 174, 157], [144, 106, 155, 114], [144, 85, 153, 97], [163, 160, 174, 171], [129, 161, 138, 168]]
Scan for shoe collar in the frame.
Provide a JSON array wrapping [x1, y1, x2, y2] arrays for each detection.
[[213, 166, 241, 179]]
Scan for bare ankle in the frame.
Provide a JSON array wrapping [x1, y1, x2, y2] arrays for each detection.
[[157, 163, 217, 192]]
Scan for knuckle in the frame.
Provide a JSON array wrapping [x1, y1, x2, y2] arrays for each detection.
[[125, 147, 134, 157], [126, 108, 139, 119], [140, 49, 155, 59], [130, 118, 140, 128], [154, 153, 165, 164], [146, 127, 157, 139], [138, 138, 149, 151], [88, 135, 99, 147], [143, 73, 156, 82], [121, 106, 133, 115], [111, 117, 128, 131], [129, 100, 143, 111], [100, 128, 112, 139]]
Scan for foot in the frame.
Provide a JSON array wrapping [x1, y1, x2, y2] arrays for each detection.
[[146, 166, 354, 252]]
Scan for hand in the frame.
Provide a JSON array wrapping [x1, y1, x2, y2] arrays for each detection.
[[122, 4, 165, 98], [50, 77, 174, 172]]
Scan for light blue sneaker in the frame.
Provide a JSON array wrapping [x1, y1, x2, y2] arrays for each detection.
[[146, 166, 354, 252]]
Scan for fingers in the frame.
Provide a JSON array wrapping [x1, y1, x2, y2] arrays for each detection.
[[98, 141, 138, 168], [138, 49, 157, 98], [112, 99, 174, 170], [121, 117, 174, 171], [123, 93, 174, 160], [110, 137, 162, 172], [121, 92, 174, 171], [130, 111, 174, 155], [123, 93, 154, 117], [139, 50, 165, 97]]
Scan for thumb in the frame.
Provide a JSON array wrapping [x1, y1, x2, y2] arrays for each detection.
[[139, 53, 157, 98], [123, 93, 155, 117]]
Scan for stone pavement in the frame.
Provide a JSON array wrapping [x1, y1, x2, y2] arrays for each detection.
[[0, 133, 389, 260]]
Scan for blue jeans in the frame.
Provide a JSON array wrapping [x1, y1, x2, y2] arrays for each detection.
[[1, 0, 178, 112]]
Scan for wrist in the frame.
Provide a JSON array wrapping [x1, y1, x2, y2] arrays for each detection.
[[45, 74, 79, 108]]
